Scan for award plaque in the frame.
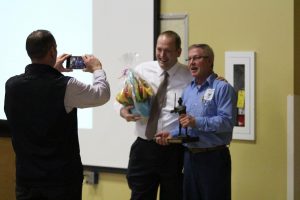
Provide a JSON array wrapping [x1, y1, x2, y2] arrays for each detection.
[[168, 97, 199, 144]]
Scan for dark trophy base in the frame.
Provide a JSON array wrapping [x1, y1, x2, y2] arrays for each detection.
[[168, 135, 199, 144]]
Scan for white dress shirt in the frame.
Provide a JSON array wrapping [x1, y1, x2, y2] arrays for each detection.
[[134, 61, 192, 139], [64, 69, 110, 113]]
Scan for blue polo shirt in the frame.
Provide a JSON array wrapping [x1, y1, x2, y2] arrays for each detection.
[[172, 73, 237, 148]]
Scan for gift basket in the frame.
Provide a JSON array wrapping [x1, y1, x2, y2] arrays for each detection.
[[116, 53, 153, 118]]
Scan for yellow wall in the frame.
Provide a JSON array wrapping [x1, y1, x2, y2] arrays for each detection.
[[0, 138, 16, 200], [295, 1, 300, 95], [83, 0, 294, 199], [82, 173, 130, 200]]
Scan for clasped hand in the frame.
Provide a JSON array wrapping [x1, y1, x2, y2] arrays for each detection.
[[120, 106, 142, 122], [155, 114, 196, 145]]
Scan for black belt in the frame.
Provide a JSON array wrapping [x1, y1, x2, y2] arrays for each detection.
[[137, 137, 154, 142], [188, 145, 228, 154]]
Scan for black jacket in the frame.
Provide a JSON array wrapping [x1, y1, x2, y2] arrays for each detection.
[[4, 64, 83, 187]]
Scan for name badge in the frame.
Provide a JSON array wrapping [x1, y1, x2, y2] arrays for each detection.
[[203, 89, 215, 101]]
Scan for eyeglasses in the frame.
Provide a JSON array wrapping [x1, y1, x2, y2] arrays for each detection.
[[185, 56, 208, 62]]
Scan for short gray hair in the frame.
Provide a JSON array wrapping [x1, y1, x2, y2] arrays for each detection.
[[188, 43, 214, 67]]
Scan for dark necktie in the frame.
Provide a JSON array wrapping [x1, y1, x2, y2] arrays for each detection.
[[145, 71, 169, 139]]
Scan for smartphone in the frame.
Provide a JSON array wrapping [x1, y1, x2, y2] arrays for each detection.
[[66, 56, 86, 69]]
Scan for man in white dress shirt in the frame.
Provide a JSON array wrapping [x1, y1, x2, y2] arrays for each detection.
[[120, 30, 192, 200]]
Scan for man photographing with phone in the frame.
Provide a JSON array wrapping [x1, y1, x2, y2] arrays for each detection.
[[4, 29, 110, 200]]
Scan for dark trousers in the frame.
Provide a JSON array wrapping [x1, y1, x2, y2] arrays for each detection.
[[15, 181, 82, 200], [127, 137, 184, 200], [183, 148, 231, 200]]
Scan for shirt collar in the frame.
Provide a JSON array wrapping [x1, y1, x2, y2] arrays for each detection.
[[158, 62, 181, 78], [191, 72, 217, 88]]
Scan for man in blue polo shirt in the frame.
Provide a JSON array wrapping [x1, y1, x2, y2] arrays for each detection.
[[155, 44, 237, 200]]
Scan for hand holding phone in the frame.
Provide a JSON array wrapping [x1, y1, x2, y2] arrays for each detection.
[[66, 56, 86, 69]]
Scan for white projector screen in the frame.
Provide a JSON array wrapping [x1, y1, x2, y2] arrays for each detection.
[[0, 0, 157, 170]]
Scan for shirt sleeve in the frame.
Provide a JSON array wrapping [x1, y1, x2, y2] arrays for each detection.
[[64, 69, 110, 113]]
